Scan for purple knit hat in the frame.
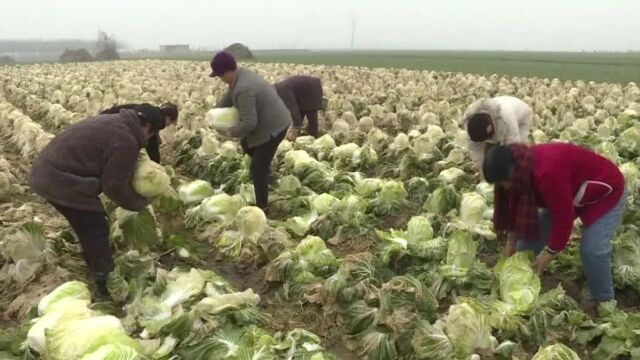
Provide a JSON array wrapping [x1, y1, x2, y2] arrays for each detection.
[[210, 51, 237, 77]]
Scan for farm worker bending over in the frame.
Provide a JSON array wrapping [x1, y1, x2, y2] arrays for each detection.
[[29, 104, 165, 298], [461, 96, 533, 175], [274, 75, 325, 140], [101, 102, 178, 163], [211, 51, 291, 212], [483, 143, 626, 309]]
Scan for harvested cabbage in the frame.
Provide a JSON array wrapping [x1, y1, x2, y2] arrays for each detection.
[[531, 343, 580, 360], [80, 344, 142, 360], [205, 107, 240, 130], [38, 281, 91, 316], [444, 302, 492, 357], [178, 180, 214, 205], [311, 193, 339, 215], [46, 315, 140, 360], [237, 206, 267, 242], [495, 252, 541, 313], [132, 151, 170, 197], [460, 192, 488, 226], [28, 299, 94, 354]]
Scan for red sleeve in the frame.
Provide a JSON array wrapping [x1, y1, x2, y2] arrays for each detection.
[[537, 174, 575, 252]]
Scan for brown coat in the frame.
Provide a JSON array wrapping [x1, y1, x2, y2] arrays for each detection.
[[29, 109, 150, 213], [275, 76, 323, 126]]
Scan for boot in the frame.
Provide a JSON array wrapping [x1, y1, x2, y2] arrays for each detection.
[[93, 275, 112, 302]]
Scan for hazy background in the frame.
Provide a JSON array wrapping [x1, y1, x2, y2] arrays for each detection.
[[1, 0, 639, 52]]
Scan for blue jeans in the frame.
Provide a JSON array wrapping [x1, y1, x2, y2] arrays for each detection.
[[517, 192, 626, 301]]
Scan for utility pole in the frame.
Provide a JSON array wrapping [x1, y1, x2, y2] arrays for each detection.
[[350, 13, 357, 50]]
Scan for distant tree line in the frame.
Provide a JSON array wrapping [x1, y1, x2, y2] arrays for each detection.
[[0, 31, 123, 63], [0, 39, 101, 53]]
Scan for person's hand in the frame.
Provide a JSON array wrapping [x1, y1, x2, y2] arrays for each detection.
[[287, 128, 301, 141], [503, 235, 517, 257], [535, 250, 556, 276]]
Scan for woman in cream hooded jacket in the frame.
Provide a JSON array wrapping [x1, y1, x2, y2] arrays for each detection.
[[461, 96, 533, 173]]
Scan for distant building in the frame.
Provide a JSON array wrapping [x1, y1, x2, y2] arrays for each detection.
[[160, 44, 190, 53]]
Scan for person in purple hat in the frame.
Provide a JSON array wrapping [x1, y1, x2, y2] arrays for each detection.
[[210, 51, 291, 213]]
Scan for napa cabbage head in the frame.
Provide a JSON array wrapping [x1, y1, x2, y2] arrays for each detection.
[[295, 135, 316, 147], [205, 107, 240, 130], [406, 215, 434, 243], [197, 193, 245, 222], [311, 193, 339, 215], [46, 315, 141, 360], [178, 180, 214, 205], [38, 280, 91, 316], [133, 151, 171, 197], [619, 162, 639, 198], [443, 302, 493, 357], [494, 252, 541, 313], [378, 180, 408, 205], [460, 192, 488, 226], [438, 168, 465, 184], [355, 178, 383, 198], [531, 343, 580, 360], [199, 133, 219, 157], [442, 231, 478, 277], [311, 134, 336, 153], [28, 298, 95, 354], [423, 186, 460, 216], [278, 175, 303, 195], [594, 142, 619, 163], [615, 125, 640, 158], [80, 344, 142, 360], [237, 206, 267, 242], [333, 143, 360, 160]]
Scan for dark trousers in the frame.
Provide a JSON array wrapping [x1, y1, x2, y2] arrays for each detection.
[[50, 202, 114, 287], [296, 110, 319, 137], [241, 128, 288, 209]]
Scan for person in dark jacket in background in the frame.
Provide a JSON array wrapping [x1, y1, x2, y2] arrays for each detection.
[[275, 75, 324, 140], [101, 103, 178, 163], [483, 143, 626, 308], [29, 104, 165, 298], [210, 51, 291, 212]]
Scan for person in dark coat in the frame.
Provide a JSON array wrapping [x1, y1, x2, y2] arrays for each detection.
[[29, 104, 165, 298], [101, 103, 178, 163], [274, 75, 324, 140], [210, 51, 291, 212]]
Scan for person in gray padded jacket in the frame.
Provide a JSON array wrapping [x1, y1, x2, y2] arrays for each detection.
[[210, 51, 291, 212]]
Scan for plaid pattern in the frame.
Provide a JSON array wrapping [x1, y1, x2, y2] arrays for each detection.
[[493, 144, 539, 242]]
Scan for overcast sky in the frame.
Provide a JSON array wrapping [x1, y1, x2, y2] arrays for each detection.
[[2, 0, 639, 51]]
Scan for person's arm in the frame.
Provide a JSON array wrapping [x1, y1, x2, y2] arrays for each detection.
[[146, 134, 161, 163], [229, 89, 257, 138], [216, 91, 233, 108], [502, 114, 523, 144], [100, 104, 138, 115], [280, 89, 302, 129], [468, 140, 487, 173], [101, 144, 150, 211], [538, 176, 575, 252], [518, 108, 533, 144], [504, 232, 517, 256]]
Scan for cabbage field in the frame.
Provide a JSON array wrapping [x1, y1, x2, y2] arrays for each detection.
[[0, 60, 639, 359]]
